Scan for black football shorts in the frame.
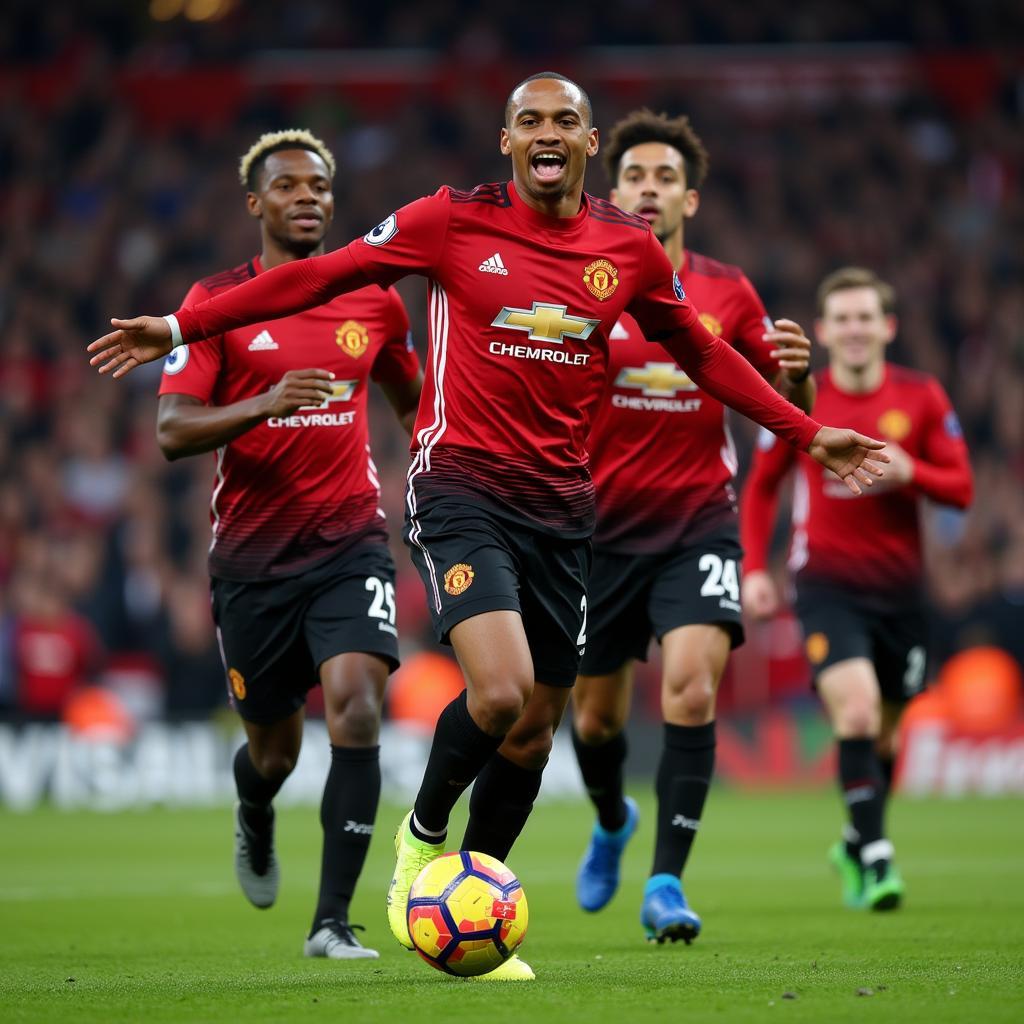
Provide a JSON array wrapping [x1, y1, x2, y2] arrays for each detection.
[[579, 527, 745, 677], [211, 543, 400, 724], [795, 582, 929, 703], [404, 501, 590, 688]]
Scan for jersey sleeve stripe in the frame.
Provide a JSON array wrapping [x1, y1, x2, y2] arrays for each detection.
[[588, 209, 649, 231], [449, 183, 512, 206], [405, 280, 451, 612], [199, 264, 255, 292], [208, 445, 228, 553], [587, 196, 650, 230]]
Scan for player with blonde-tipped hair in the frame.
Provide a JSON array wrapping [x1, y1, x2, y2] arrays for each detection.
[[155, 129, 422, 959]]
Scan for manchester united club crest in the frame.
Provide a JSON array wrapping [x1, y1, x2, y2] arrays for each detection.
[[805, 633, 830, 665], [228, 668, 246, 700], [583, 259, 619, 301], [336, 320, 369, 358], [444, 563, 475, 596], [878, 408, 911, 442], [698, 312, 724, 337]]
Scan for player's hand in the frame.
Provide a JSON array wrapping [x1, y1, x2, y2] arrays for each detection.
[[263, 369, 336, 417], [88, 317, 173, 378], [807, 426, 890, 496], [766, 318, 811, 380], [742, 570, 779, 621]]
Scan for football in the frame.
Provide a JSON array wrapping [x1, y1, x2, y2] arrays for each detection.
[[407, 851, 529, 976]]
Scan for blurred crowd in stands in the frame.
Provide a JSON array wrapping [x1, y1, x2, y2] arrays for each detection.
[[0, 1, 1021, 722]]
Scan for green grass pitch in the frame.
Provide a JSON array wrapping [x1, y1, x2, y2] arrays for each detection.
[[2, 791, 1022, 1023]]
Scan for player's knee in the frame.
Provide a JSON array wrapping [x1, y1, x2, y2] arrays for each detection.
[[573, 705, 624, 746], [663, 668, 717, 725], [504, 727, 554, 771], [474, 685, 529, 735], [836, 701, 880, 738], [251, 749, 298, 783], [328, 694, 382, 746]]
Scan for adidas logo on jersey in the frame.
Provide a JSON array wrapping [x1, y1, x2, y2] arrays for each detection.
[[248, 330, 279, 351], [478, 252, 508, 275]]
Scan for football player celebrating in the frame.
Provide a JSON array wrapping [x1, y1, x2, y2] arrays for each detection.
[[156, 130, 421, 959], [741, 267, 973, 911], [90, 76, 889, 979], [571, 109, 814, 944]]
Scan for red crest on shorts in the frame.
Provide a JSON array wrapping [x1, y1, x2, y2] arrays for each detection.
[[444, 563, 475, 596]]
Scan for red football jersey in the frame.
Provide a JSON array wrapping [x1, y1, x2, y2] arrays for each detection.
[[159, 256, 420, 581], [174, 183, 820, 538], [15, 612, 101, 716], [740, 365, 973, 601], [589, 250, 776, 552]]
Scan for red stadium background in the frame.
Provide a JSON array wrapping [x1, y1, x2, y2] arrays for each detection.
[[1, 0, 1022, 803]]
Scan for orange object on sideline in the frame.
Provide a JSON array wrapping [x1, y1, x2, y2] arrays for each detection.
[[62, 686, 135, 744], [387, 652, 465, 732], [939, 645, 1023, 735]]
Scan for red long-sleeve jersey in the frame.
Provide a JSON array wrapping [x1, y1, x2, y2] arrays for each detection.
[[589, 250, 778, 553], [160, 257, 419, 581], [740, 365, 973, 601], [174, 182, 820, 537]]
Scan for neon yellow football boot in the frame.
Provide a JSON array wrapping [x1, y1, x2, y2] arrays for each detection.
[[386, 811, 444, 949], [471, 954, 535, 981]]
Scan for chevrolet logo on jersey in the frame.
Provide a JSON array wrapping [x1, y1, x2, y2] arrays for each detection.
[[492, 303, 600, 345], [301, 379, 358, 410], [269, 378, 360, 430], [615, 362, 697, 397]]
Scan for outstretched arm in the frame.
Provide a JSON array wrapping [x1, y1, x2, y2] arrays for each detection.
[[89, 191, 451, 379], [629, 234, 886, 494], [88, 248, 370, 378], [659, 323, 887, 494]]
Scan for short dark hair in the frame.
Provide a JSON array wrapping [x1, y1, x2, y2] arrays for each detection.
[[817, 266, 897, 316], [505, 72, 593, 128], [602, 108, 709, 189]]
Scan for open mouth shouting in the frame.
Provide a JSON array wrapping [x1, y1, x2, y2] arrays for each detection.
[[530, 150, 568, 187]]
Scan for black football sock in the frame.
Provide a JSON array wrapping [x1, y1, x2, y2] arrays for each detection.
[[233, 743, 286, 833], [571, 726, 628, 832], [651, 721, 716, 878], [837, 738, 887, 866], [460, 753, 545, 861], [411, 691, 504, 843], [878, 754, 896, 801], [311, 745, 381, 932]]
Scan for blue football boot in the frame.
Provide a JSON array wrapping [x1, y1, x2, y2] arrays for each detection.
[[576, 796, 639, 912], [640, 874, 702, 944]]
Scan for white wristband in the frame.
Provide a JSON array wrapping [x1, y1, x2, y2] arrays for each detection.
[[163, 314, 184, 348]]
